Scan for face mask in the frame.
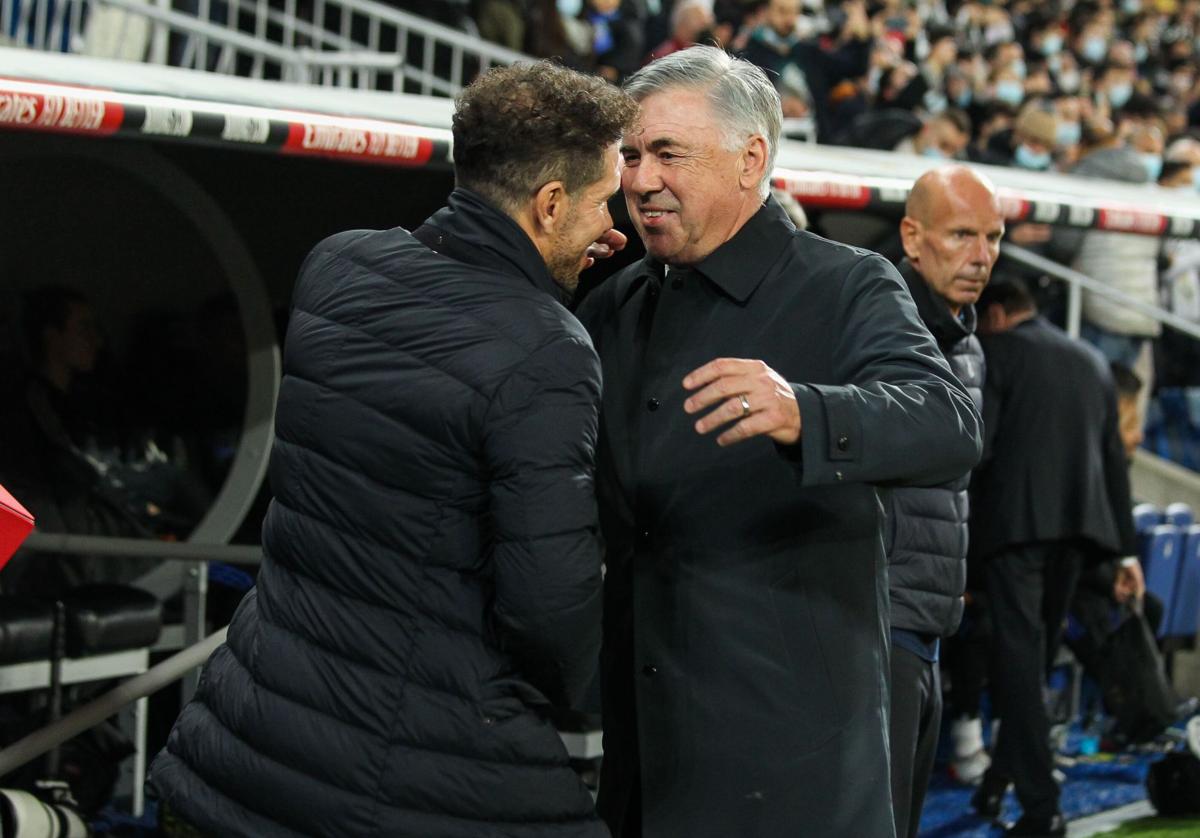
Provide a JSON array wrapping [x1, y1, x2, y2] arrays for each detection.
[[1041, 34, 1063, 56], [1107, 82, 1133, 108], [1122, 0, 1141, 13], [1193, 169, 1200, 192], [1015, 144, 1052, 170], [955, 87, 973, 108], [1058, 70, 1081, 93], [1082, 36, 1108, 64], [1134, 43, 1149, 63], [1140, 153, 1162, 183], [557, 0, 582, 16], [1056, 120, 1081, 146], [995, 79, 1025, 106], [922, 145, 948, 159], [866, 66, 883, 96], [1010, 59, 1027, 79]]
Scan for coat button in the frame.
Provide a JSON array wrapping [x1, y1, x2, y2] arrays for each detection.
[[837, 434, 849, 451], [835, 470, 844, 481], [642, 664, 657, 677], [647, 398, 660, 412], [482, 715, 496, 725]]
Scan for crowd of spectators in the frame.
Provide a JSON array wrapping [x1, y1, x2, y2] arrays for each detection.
[[469, 0, 1200, 164]]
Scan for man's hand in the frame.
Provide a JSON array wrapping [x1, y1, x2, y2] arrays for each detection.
[[1114, 558, 1146, 604], [584, 228, 628, 270], [682, 358, 802, 447]]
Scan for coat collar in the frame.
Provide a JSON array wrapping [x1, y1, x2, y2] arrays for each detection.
[[418, 187, 561, 301], [897, 258, 977, 347], [619, 197, 796, 307]]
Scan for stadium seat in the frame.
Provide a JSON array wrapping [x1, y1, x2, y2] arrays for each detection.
[[1133, 503, 1163, 534], [1166, 525, 1200, 639], [1165, 502, 1194, 528], [1142, 524, 1183, 639]]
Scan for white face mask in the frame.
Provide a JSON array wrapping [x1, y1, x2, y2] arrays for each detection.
[[866, 65, 883, 96]]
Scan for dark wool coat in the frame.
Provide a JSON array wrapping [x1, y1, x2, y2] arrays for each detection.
[[576, 199, 982, 838], [150, 189, 608, 838]]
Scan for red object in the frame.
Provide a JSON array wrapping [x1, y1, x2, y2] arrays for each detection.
[[0, 483, 34, 569]]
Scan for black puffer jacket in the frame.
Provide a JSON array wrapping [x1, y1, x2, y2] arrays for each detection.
[[150, 189, 607, 838], [886, 260, 985, 637]]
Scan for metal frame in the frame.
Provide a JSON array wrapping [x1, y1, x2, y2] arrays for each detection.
[[2, 0, 528, 95], [0, 648, 150, 816], [1001, 243, 1200, 342]]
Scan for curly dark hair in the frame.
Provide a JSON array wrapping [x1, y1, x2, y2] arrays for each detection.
[[452, 62, 637, 211]]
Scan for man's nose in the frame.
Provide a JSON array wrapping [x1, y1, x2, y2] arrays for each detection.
[[626, 158, 663, 197], [972, 235, 992, 265]]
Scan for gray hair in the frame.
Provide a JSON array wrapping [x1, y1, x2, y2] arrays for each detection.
[[624, 45, 782, 198]]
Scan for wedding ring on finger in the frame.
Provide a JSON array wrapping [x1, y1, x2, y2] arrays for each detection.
[[739, 394, 751, 417]]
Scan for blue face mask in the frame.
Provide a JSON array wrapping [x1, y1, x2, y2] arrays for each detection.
[[1122, 0, 1141, 12], [954, 87, 973, 108], [922, 145, 948, 160], [1011, 59, 1027, 79], [1193, 169, 1200, 192], [1082, 36, 1108, 64], [924, 91, 948, 114], [1041, 34, 1063, 56], [1140, 153, 1162, 183], [995, 79, 1025, 106], [1015, 144, 1052, 170], [1134, 43, 1149, 64], [1108, 82, 1133, 109], [1056, 120, 1081, 146]]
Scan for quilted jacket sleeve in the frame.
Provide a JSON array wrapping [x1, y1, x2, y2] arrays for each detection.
[[482, 332, 604, 708]]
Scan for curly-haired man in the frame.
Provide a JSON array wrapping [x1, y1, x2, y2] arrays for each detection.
[[150, 63, 636, 838]]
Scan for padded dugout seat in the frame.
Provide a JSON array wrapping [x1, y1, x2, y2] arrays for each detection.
[[1142, 524, 1183, 639], [1133, 503, 1163, 534], [59, 585, 161, 657], [1166, 526, 1200, 639], [0, 599, 54, 664], [1165, 503, 1194, 529]]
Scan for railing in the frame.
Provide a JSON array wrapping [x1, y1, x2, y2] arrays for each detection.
[[20, 534, 260, 701], [3, 0, 529, 94], [1001, 243, 1200, 345]]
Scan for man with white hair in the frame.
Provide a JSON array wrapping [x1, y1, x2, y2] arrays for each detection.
[[577, 45, 982, 838]]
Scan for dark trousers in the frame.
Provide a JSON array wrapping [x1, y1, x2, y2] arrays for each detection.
[[943, 595, 991, 720], [985, 542, 1085, 820], [889, 645, 942, 838]]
